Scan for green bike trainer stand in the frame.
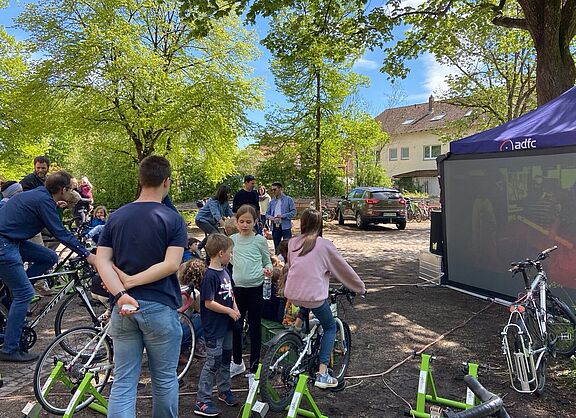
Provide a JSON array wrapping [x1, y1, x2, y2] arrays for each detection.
[[22, 361, 107, 418], [409, 354, 478, 418], [242, 364, 328, 418]]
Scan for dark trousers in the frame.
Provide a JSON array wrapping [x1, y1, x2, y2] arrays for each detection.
[[232, 285, 263, 373], [195, 220, 219, 250], [272, 225, 292, 254]]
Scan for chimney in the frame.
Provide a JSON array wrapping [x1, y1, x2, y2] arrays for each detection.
[[428, 95, 434, 113]]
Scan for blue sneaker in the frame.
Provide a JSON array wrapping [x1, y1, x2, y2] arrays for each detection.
[[218, 390, 239, 406], [314, 372, 338, 389], [194, 401, 221, 416]]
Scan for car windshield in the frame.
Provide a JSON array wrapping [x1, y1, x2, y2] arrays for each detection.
[[371, 191, 401, 199]]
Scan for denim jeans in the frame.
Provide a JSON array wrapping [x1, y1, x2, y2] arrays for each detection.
[[197, 330, 233, 403], [271, 225, 292, 254], [107, 300, 182, 418], [0, 236, 57, 353], [311, 300, 336, 366]]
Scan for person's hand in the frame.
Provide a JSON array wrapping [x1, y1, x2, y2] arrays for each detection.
[[218, 219, 225, 228], [57, 200, 68, 208], [230, 307, 241, 321], [117, 293, 140, 316], [263, 267, 273, 277], [112, 265, 134, 289], [86, 253, 97, 266]]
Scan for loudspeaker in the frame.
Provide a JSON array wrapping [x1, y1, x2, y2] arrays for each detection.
[[430, 210, 443, 255]]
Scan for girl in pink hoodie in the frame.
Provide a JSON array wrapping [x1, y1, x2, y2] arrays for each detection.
[[284, 209, 365, 389]]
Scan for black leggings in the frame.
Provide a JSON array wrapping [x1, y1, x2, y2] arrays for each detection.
[[232, 285, 263, 373]]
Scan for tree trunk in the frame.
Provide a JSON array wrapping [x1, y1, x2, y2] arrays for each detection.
[[519, 0, 576, 105], [314, 71, 321, 211]]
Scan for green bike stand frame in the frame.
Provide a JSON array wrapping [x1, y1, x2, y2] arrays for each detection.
[[22, 361, 107, 418], [409, 354, 478, 418], [241, 365, 328, 418], [286, 374, 328, 418]]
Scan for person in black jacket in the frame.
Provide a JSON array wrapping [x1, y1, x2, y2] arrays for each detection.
[[20, 156, 50, 191]]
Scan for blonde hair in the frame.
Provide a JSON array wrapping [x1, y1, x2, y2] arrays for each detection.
[[178, 259, 207, 287], [205, 233, 234, 258]]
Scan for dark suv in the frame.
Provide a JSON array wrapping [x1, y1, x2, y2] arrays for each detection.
[[337, 187, 407, 230]]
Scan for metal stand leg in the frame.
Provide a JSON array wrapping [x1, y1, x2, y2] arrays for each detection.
[[410, 354, 479, 418], [286, 374, 328, 418]]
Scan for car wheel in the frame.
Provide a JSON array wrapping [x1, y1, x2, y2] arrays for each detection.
[[338, 210, 344, 225], [355, 212, 366, 229], [396, 220, 407, 230]]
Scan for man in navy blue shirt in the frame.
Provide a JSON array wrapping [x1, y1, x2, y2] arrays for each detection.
[[0, 171, 96, 362], [96, 156, 187, 418]]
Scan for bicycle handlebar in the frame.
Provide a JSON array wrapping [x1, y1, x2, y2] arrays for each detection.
[[443, 376, 509, 418], [509, 246, 557, 273]]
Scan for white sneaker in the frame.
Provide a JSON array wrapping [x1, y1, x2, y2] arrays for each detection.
[[246, 372, 255, 388], [230, 360, 246, 378]]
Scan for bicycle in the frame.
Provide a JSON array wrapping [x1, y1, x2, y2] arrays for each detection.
[[33, 284, 197, 415], [0, 256, 107, 352], [501, 246, 576, 395], [259, 286, 355, 412]]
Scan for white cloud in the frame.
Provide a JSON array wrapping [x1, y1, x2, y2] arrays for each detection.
[[421, 53, 459, 96], [400, 0, 426, 7], [353, 57, 379, 71]]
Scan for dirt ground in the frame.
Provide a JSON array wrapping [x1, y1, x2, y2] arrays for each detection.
[[1, 221, 575, 417]]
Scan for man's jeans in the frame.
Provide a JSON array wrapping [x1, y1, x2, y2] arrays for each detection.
[[197, 331, 233, 403], [271, 225, 292, 254], [0, 236, 57, 353], [107, 300, 182, 418]]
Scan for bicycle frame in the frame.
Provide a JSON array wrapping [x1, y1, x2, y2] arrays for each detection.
[[501, 270, 549, 393], [26, 269, 99, 330], [268, 300, 348, 379]]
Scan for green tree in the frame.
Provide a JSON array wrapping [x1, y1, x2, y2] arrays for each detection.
[[261, 0, 368, 207], [17, 0, 262, 171], [0, 24, 49, 180], [369, 0, 575, 106], [183, 0, 576, 105]]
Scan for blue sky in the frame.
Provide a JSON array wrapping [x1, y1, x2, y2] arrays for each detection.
[[0, 1, 451, 132]]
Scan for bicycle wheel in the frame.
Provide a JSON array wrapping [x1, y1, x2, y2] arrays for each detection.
[[34, 326, 113, 415], [330, 320, 351, 382], [177, 312, 195, 382], [260, 332, 304, 412], [523, 309, 547, 395], [54, 291, 109, 335], [547, 296, 576, 356]]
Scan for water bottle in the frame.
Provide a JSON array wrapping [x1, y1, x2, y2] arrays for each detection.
[[263, 276, 272, 300]]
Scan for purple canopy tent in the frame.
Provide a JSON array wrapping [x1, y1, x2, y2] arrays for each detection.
[[450, 86, 576, 154], [438, 87, 576, 305]]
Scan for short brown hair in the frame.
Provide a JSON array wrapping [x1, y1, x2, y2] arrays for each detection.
[[139, 155, 171, 188], [205, 233, 233, 258], [45, 171, 72, 194]]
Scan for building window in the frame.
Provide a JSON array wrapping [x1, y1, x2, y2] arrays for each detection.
[[401, 147, 409, 160], [423, 145, 441, 160], [389, 148, 398, 161]]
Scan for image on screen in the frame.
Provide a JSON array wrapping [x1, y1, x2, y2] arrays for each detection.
[[442, 150, 576, 305]]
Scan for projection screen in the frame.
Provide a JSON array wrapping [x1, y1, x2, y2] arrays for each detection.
[[441, 147, 576, 306]]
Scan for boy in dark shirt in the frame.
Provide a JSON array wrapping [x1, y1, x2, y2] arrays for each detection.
[[194, 233, 240, 417]]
